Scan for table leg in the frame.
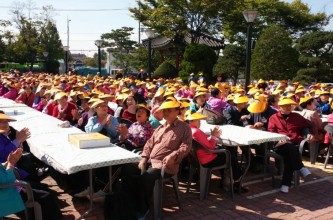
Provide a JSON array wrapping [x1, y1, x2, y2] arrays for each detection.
[[238, 145, 251, 194], [76, 169, 94, 220]]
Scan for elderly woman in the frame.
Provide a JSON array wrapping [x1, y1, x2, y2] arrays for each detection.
[[207, 88, 227, 113], [85, 99, 119, 143], [15, 84, 35, 107], [52, 92, 77, 122], [189, 92, 211, 113], [0, 148, 25, 217], [122, 94, 138, 123], [117, 104, 154, 151], [299, 96, 325, 143], [0, 113, 31, 180], [186, 112, 244, 192]]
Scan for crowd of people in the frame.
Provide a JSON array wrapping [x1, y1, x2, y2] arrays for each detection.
[[1, 69, 333, 218]]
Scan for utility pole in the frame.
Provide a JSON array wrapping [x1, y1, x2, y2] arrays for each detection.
[[67, 17, 71, 48]]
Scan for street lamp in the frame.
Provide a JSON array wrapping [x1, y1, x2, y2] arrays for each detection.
[[95, 39, 103, 74], [145, 28, 155, 79], [43, 52, 49, 72], [243, 9, 258, 91], [63, 46, 69, 74]]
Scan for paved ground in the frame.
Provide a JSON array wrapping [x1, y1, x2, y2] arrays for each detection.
[[5, 156, 333, 220]]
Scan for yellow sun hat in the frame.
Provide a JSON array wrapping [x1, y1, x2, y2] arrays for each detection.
[[136, 104, 150, 111], [91, 99, 105, 109], [154, 87, 165, 97], [158, 99, 181, 110], [121, 87, 130, 93], [185, 112, 207, 121], [163, 91, 175, 97], [258, 79, 265, 84], [193, 91, 207, 99], [278, 97, 297, 106], [233, 95, 250, 104], [98, 93, 112, 99], [54, 92, 68, 101], [227, 94, 235, 101], [295, 88, 305, 94], [180, 101, 191, 109], [299, 96, 313, 105], [0, 113, 17, 122], [247, 100, 266, 113]]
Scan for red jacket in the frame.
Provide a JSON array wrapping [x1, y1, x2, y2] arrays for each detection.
[[15, 92, 35, 107], [268, 112, 313, 144], [190, 125, 217, 165], [52, 102, 77, 121]]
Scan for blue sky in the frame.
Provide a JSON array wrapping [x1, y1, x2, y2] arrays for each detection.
[[0, 0, 332, 57]]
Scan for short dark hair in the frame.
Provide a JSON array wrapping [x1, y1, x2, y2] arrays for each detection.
[[136, 107, 150, 118], [210, 88, 220, 98], [300, 98, 314, 109]]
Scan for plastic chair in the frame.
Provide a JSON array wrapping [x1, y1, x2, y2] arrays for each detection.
[[153, 165, 181, 220], [324, 124, 333, 169], [187, 140, 234, 200], [0, 180, 42, 220]]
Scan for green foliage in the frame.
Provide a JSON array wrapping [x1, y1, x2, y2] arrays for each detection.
[[213, 44, 246, 84], [180, 44, 217, 81], [153, 60, 178, 79], [130, 0, 224, 42], [295, 31, 333, 82], [251, 24, 299, 80], [101, 27, 137, 52], [39, 21, 64, 73], [222, 0, 328, 43]]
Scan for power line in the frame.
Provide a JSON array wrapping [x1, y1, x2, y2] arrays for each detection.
[[0, 6, 128, 12]]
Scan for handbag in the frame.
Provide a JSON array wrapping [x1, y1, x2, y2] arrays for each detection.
[[199, 107, 226, 125]]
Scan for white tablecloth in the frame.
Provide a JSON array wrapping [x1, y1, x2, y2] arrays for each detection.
[[200, 121, 288, 145], [0, 97, 27, 108], [1, 98, 141, 174]]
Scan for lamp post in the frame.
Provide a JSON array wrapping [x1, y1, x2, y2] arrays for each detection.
[[42, 51, 49, 72], [95, 40, 103, 74], [63, 46, 69, 74], [243, 9, 258, 91], [145, 28, 155, 79]]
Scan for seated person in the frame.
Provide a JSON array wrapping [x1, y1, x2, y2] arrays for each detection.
[[121, 99, 192, 218], [117, 104, 154, 151], [149, 105, 163, 129], [186, 112, 244, 192], [299, 96, 325, 143], [0, 115, 63, 219], [223, 95, 249, 126], [52, 92, 77, 122], [189, 91, 211, 113], [85, 99, 119, 143], [0, 148, 25, 217], [122, 94, 138, 123], [15, 84, 35, 107], [268, 97, 313, 193], [245, 95, 278, 171], [0, 113, 31, 180], [316, 91, 332, 115], [207, 88, 227, 113]]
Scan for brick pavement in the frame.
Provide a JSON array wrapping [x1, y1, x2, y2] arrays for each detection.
[[5, 157, 333, 220]]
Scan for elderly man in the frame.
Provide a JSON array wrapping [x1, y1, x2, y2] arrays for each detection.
[[121, 98, 192, 218], [268, 97, 313, 193]]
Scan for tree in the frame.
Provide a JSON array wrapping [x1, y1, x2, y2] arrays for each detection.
[[221, 0, 328, 43], [101, 27, 137, 72], [39, 21, 63, 73], [154, 60, 178, 79], [213, 44, 246, 85], [294, 31, 333, 82], [179, 44, 217, 81], [130, 0, 224, 42], [83, 50, 107, 68], [251, 24, 299, 80]]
